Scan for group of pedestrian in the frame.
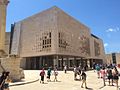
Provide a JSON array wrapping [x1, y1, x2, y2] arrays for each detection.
[[95, 64, 119, 89], [39, 67, 58, 84], [73, 66, 88, 89], [0, 71, 11, 90], [39, 63, 120, 89]]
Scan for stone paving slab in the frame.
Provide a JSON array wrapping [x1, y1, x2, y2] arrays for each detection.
[[10, 70, 120, 90]]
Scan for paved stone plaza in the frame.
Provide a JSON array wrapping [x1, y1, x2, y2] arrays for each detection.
[[10, 70, 120, 90]]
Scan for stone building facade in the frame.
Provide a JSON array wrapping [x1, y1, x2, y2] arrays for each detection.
[[89, 34, 106, 64], [9, 6, 105, 70], [105, 53, 120, 66]]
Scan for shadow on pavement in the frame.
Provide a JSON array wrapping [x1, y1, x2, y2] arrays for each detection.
[[74, 79, 81, 81], [86, 87, 93, 90], [50, 80, 61, 82], [42, 82, 48, 84], [99, 85, 105, 89]]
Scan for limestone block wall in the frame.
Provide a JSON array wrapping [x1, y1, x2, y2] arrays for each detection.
[[56, 7, 91, 57], [11, 7, 58, 57], [1, 57, 23, 81]]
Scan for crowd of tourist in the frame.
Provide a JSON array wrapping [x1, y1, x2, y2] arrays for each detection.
[[1, 63, 120, 90], [39, 64, 119, 90], [94, 63, 119, 89]]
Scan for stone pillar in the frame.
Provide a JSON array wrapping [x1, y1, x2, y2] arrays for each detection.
[[67, 58, 70, 69], [61, 58, 63, 70], [0, 0, 9, 53], [74, 57, 76, 66], [53, 55, 58, 69]]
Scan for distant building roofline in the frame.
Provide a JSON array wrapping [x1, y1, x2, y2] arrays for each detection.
[[91, 34, 99, 39]]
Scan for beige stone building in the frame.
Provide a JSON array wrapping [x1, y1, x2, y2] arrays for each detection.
[[8, 6, 105, 70], [105, 53, 120, 66], [105, 54, 113, 64]]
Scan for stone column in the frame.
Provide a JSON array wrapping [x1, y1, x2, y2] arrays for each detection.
[[53, 55, 59, 69], [61, 57, 64, 70], [0, 0, 9, 53]]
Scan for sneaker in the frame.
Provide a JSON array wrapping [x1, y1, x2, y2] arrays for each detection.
[[85, 87, 88, 89], [81, 86, 83, 88]]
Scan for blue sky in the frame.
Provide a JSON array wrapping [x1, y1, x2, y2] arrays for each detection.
[[6, 0, 120, 54]]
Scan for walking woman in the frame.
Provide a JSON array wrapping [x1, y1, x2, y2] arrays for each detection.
[[100, 67, 107, 86], [40, 68, 45, 84]]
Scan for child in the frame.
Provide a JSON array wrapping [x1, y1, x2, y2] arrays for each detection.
[[81, 70, 88, 89]]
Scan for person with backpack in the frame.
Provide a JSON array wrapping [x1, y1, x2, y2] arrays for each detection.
[[47, 67, 52, 82], [95, 64, 101, 78], [40, 68, 45, 84], [107, 67, 113, 86]]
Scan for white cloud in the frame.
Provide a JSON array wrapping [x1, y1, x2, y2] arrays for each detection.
[[104, 43, 108, 47], [106, 27, 120, 32], [116, 27, 120, 31]]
